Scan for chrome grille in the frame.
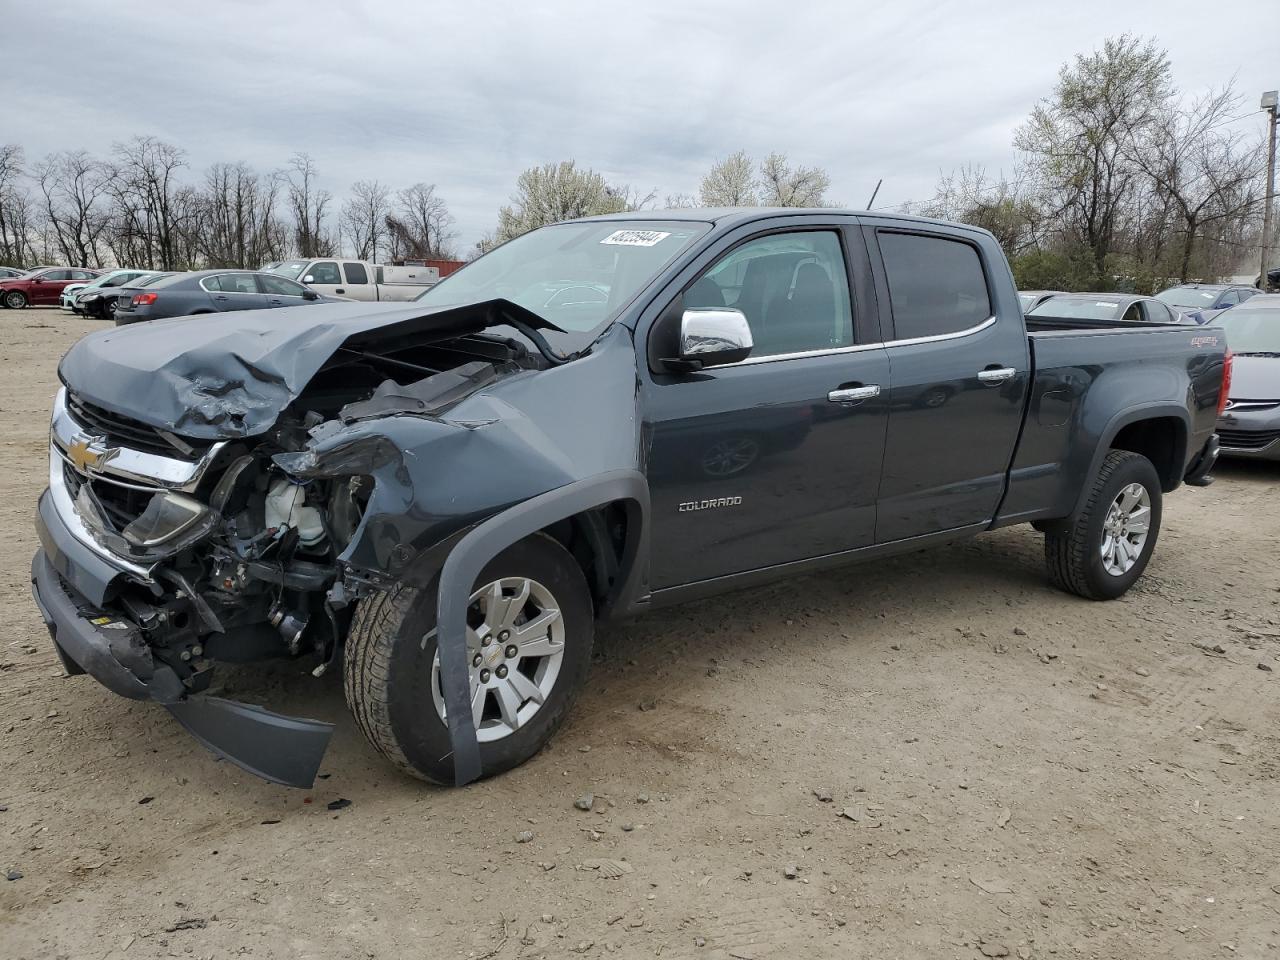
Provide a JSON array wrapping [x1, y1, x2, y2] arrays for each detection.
[[1218, 428, 1280, 450], [65, 392, 209, 459], [63, 462, 157, 531]]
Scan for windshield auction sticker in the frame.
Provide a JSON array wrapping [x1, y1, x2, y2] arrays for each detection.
[[600, 230, 671, 247]]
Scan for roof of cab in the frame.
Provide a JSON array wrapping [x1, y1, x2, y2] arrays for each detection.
[[568, 207, 993, 235]]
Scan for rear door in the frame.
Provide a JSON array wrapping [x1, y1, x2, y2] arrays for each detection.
[[203, 273, 267, 311], [257, 273, 313, 308], [865, 223, 1030, 543], [340, 261, 375, 300], [643, 220, 891, 588]]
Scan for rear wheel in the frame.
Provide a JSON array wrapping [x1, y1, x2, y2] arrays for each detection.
[[1045, 450, 1162, 600], [344, 534, 594, 784], [4, 291, 27, 309]]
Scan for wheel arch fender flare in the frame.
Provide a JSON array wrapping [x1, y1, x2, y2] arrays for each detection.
[[433, 469, 650, 786], [1071, 403, 1190, 517]]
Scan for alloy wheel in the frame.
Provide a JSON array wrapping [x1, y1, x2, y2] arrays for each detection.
[[429, 576, 566, 742], [1100, 482, 1151, 576]]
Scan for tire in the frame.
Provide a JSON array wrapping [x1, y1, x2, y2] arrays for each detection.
[[344, 534, 594, 785], [1045, 450, 1163, 600], [4, 291, 28, 309], [104, 300, 117, 320]]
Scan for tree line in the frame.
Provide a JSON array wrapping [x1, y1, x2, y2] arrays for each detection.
[[0, 35, 1268, 290], [910, 35, 1268, 290], [0, 141, 458, 271]]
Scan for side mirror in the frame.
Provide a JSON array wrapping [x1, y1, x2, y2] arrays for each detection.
[[302, 289, 319, 301], [302, 275, 315, 284], [666, 307, 753, 370]]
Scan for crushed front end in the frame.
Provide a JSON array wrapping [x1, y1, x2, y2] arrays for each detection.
[[31, 387, 364, 786]]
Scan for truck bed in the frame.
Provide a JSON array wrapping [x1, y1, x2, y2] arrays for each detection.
[[995, 317, 1226, 526]]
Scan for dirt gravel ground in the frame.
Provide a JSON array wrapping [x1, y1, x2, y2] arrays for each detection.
[[2, 309, 1279, 960]]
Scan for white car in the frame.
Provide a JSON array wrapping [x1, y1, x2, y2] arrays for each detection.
[[60, 269, 160, 314]]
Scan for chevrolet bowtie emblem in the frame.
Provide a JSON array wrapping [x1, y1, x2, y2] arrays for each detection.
[[66, 434, 116, 474]]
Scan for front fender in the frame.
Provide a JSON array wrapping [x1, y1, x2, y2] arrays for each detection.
[[434, 470, 649, 786]]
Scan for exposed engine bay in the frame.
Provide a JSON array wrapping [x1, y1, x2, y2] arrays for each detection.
[[54, 325, 542, 700]]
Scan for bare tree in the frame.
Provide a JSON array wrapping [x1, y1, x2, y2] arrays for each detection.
[[920, 164, 1041, 255], [35, 150, 109, 267], [196, 162, 287, 267], [102, 136, 191, 269], [759, 152, 831, 207], [0, 144, 34, 265], [340, 180, 391, 261], [699, 151, 757, 206], [1128, 85, 1264, 281], [286, 153, 334, 257], [385, 182, 456, 260]]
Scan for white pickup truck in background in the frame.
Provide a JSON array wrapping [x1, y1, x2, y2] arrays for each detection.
[[261, 258, 438, 302]]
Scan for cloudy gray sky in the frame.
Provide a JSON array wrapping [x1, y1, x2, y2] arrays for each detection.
[[3, 0, 1276, 252]]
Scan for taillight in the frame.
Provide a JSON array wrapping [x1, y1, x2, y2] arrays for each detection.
[[132, 292, 158, 306], [1217, 350, 1233, 417]]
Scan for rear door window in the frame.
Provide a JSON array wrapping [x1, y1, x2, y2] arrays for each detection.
[[343, 262, 369, 285], [257, 274, 307, 297], [877, 232, 991, 340]]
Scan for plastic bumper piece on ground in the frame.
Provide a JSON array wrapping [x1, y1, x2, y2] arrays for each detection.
[[31, 548, 334, 788]]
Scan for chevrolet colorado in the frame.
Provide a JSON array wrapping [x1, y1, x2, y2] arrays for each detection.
[[30, 209, 1228, 789]]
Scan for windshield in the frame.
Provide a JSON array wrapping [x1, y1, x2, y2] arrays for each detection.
[[1028, 297, 1122, 320], [133, 273, 171, 287], [263, 260, 310, 281], [414, 221, 710, 338], [1216, 309, 1280, 354], [1156, 288, 1219, 309]]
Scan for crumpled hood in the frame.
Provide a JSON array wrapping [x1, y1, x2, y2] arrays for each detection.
[[58, 299, 543, 439], [1228, 355, 1280, 402]]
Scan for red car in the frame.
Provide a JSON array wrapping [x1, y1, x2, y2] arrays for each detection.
[[0, 267, 101, 308]]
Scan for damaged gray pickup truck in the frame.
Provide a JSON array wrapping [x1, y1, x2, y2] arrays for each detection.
[[31, 209, 1227, 788]]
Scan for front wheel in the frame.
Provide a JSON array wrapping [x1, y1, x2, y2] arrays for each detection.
[[4, 291, 28, 309], [344, 534, 594, 784], [1045, 450, 1162, 600]]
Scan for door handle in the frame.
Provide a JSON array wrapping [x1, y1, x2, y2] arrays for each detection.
[[977, 366, 1017, 385], [827, 384, 881, 403], [335, 288, 345, 295]]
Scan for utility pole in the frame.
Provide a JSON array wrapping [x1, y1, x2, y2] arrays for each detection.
[[1262, 90, 1278, 290]]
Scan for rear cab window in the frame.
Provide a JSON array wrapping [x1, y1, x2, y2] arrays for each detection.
[[343, 262, 369, 285], [876, 231, 991, 340]]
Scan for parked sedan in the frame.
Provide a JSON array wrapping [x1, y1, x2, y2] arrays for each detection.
[[0, 266, 27, 280], [0, 266, 101, 308], [1026, 292, 1195, 325], [1155, 282, 1259, 324], [113, 269, 335, 325], [1213, 295, 1280, 460], [60, 267, 161, 316], [1017, 290, 1064, 312], [69, 269, 164, 318]]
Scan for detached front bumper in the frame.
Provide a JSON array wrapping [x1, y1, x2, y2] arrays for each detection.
[[31, 490, 334, 788]]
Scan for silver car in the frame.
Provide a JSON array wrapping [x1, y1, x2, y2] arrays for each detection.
[[1214, 295, 1280, 460]]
